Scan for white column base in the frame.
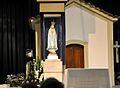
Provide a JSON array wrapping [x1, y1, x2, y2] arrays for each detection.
[[43, 59, 63, 82]]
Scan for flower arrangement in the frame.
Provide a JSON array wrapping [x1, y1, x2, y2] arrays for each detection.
[[5, 73, 25, 87], [6, 56, 44, 87]]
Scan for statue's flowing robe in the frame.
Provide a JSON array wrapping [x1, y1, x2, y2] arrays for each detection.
[[47, 24, 58, 53]]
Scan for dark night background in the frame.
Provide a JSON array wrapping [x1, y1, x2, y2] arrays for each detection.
[[85, 0, 120, 15], [0, 0, 120, 84]]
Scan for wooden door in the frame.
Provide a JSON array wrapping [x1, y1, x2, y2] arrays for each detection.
[[66, 44, 84, 68]]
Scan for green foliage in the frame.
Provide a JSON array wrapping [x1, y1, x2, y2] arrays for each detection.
[[36, 56, 41, 70]]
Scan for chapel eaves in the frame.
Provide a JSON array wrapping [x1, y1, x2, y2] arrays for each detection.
[[66, 0, 118, 22]]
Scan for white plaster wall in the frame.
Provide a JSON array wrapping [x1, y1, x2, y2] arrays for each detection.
[[88, 17, 108, 68], [65, 6, 109, 68], [65, 6, 95, 42]]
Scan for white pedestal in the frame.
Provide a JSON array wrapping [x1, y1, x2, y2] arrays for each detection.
[[47, 53, 58, 59], [43, 59, 63, 82]]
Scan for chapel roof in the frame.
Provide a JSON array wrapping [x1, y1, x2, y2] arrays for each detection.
[[66, 0, 118, 21]]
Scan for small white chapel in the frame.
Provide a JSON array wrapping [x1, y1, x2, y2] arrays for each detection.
[[0, 0, 120, 88], [33, 0, 119, 88]]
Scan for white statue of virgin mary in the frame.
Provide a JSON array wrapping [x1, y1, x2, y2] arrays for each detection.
[[47, 21, 58, 54]]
